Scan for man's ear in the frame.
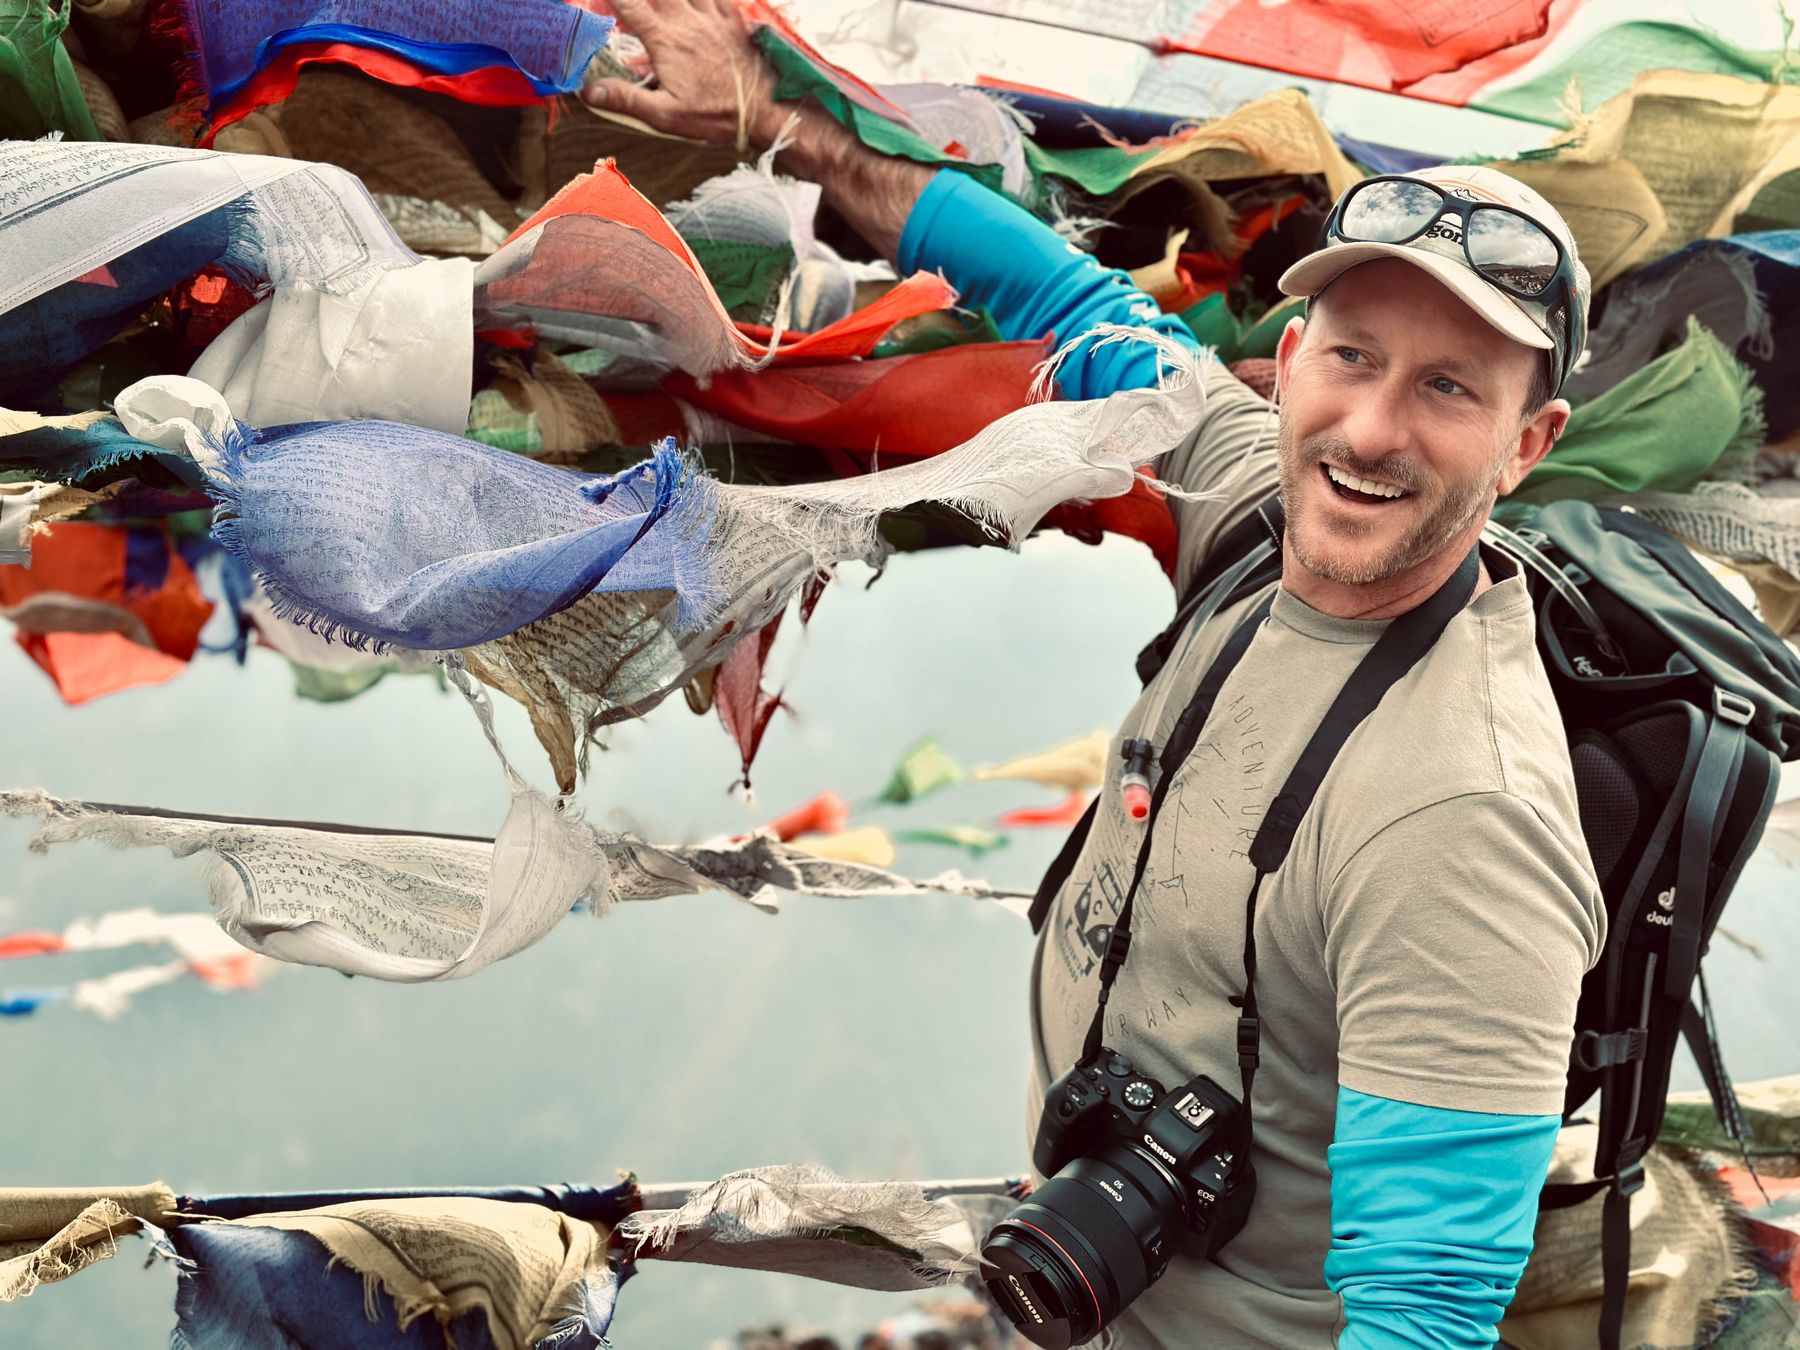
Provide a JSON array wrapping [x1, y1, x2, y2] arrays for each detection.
[[1273, 315, 1307, 404], [1497, 397, 1570, 496]]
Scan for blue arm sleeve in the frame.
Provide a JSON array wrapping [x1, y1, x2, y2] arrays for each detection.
[[1328, 1086, 1559, 1349], [895, 170, 1199, 401]]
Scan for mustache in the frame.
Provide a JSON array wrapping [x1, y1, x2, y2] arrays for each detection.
[[1297, 434, 1430, 491]]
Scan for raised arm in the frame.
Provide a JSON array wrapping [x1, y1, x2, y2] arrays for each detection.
[[580, 0, 1193, 399], [584, 0, 1282, 585]]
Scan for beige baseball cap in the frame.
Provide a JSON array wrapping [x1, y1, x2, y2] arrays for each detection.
[[1277, 165, 1590, 392]]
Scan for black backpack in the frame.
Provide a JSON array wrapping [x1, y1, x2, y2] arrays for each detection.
[[1030, 496, 1800, 1350]]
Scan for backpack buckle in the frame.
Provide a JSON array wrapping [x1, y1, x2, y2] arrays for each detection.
[[1714, 688, 1755, 727], [1575, 1028, 1647, 1071], [1613, 1160, 1647, 1198]]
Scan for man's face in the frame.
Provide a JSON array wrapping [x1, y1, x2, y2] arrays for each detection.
[[1272, 259, 1550, 589]]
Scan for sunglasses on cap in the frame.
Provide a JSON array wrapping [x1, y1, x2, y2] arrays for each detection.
[[1326, 175, 1573, 297], [1323, 175, 1580, 388]]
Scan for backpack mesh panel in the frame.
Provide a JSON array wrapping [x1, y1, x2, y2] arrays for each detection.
[[1570, 736, 1639, 890], [1613, 713, 1691, 799]]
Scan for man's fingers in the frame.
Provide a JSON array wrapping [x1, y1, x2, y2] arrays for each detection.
[[580, 77, 676, 126], [608, 0, 661, 35]]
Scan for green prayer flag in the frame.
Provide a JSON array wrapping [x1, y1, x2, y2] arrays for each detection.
[[1509, 316, 1766, 511], [896, 824, 1009, 857], [756, 29, 1151, 210], [757, 29, 1006, 193], [878, 737, 964, 805], [0, 0, 100, 140], [1021, 139, 1157, 199], [684, 237, 796, 321], [1475, 22, 1798, 129]]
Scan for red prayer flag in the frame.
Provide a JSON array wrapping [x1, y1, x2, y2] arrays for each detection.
[[999, 790, 1093, 829]]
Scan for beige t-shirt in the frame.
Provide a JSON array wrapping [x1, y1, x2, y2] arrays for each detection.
[[1027, 360, 1606, 1348]]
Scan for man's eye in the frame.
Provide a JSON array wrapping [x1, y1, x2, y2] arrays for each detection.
[[1431, 376, 1465, 395], [1335, 347, 1363, 363]]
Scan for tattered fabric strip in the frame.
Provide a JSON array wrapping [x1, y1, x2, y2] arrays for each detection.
[[177, 0, 613, 112], [0, 409, 205, 490], [475, 160, 954, 375], [0, 141, 420, 402], [0, 1171, 1021, 1334], [0, 959, 221, 1021], [0, 914, 270, 979], [111, 328, 1206, 786], [170, 1197, 615, 1350], [0, 790, 1025, 983], [619, 1166, 1023, 1293]]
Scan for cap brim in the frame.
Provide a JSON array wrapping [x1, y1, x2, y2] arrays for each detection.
[[1277, 244, 1552, 351]]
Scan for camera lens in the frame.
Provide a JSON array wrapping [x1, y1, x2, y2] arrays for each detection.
[[981, 1150, 1184, 1348]]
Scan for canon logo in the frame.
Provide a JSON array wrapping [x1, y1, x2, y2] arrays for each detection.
[[1145, 1134, 1178, 1166], [1008, 1274, 1045, 1324]]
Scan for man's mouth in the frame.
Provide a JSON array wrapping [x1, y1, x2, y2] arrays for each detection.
[[1319, 462, 1413, 505]]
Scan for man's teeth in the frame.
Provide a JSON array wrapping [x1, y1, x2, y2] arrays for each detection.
[[1325, 464, 1408, 499]]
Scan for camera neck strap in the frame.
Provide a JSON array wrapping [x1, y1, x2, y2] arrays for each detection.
[[1081, 545, 1483, 1115]]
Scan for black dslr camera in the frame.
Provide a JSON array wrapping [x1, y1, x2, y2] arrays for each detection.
[[979, 1048, 1255, 1348]]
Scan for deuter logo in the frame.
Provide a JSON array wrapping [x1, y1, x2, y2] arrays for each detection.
[[1144, 1134, 1178, 1166], [1007, 1274, 1045, 1324], [1573, 655, 1602, 678], [1647, 886, 1676, 926], [1658, 887, 1676, 910]]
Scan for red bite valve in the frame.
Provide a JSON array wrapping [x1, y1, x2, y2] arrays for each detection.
[[1122, 780, 1151, 820], [1120, 738, 1156, 821]]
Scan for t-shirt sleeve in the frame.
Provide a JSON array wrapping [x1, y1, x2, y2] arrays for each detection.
[[1324, 792, 1603, 1116], [1162, 361, 1282, 596]]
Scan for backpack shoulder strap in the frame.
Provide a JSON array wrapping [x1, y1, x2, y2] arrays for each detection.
[[1032, 497, 1284, 935], [1137, 496, 1284, 686]]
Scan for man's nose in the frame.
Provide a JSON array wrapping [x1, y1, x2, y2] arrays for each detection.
[[1334, 373, 1417, 462]]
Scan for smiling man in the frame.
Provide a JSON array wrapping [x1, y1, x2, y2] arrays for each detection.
[[585, 4, 1604, 1345]]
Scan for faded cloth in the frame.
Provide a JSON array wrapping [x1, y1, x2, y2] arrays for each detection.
[[112, 326, 1206, 786], [0, 140, 420, 402], [176, 0, 613, 113], [0, 788, 1025, 982], [170, 1198, 614, 1350], [1500, 1130, 1755, 1350], [0, 0, 99, 140], [474, 161, 952, 376], [0, 1185, 175, 1300], [1023, 335, 1601, 1348], [0, 481, 107, 565], [1513, 316, 1765, 509], [621, 1168, 1020, 1293]]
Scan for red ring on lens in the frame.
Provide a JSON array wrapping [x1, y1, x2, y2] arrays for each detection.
[[1014, 1218, 1103, 1331]]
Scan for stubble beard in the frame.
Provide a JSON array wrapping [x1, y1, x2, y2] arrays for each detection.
[[1276, 419, 1503, 587]]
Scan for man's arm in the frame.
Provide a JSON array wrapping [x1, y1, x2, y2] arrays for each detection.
[[584, 0, 1281, 587], [1323, 792, 1602, 1345], [1328, 1088, 1559, 1348], [582, 0, 1194, 398], [582, 0, 931, 259]]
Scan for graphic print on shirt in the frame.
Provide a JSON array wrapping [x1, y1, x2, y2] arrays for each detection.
[[1056, 859, 1124, 984], [1219, 691, 1268, 860]]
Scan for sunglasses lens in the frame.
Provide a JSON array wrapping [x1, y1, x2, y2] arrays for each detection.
[[1338, 180, 1444, 241], [1466, 207, 1560, 295]]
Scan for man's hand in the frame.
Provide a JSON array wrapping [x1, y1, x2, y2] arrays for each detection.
[[581, 0, 780, 151], [578, 0, 934, 260]]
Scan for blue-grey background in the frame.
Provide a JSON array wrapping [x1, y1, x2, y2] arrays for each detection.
[[2, 533, 1794, 1347]]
